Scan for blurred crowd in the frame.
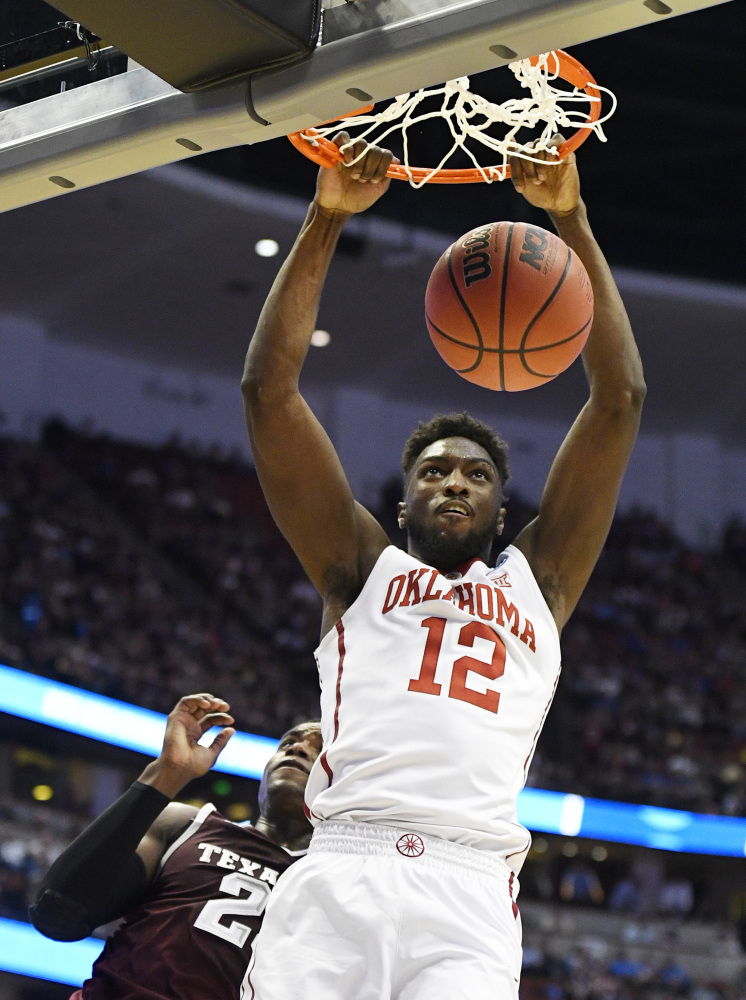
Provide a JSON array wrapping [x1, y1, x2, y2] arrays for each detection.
[[2, 420, 746, 816], [0, 424, 320, 737], [0, 796, 81, 923], [521, 942, 746, 1000], [527, 511, 746, 816], [518, 883, 746, 1000]]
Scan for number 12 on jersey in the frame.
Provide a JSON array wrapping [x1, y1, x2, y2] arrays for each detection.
[[408, 617, 506, 714]]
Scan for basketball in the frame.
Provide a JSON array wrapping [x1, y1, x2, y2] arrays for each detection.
[[425, 221, 594, 391]]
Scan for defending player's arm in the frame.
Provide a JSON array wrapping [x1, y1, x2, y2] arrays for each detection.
[[30, 695, 234, 941], [242, 135, 394, 616], [510, 146, 646, 631]]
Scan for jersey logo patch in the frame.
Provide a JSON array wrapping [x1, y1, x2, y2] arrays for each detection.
[[491, 571, 511, 588], [396, 834, 425, 857]]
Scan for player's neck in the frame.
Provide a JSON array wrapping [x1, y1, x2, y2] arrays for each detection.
[[254, 812, 313, 852], [407, 541, 492, 572]]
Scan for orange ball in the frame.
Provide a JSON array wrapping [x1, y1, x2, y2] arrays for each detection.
[[425, 221, 593, 391]]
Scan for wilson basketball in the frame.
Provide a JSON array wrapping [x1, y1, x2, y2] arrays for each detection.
[[425, 221, 594, 391]]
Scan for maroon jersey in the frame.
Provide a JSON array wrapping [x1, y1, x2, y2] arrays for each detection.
[[70, 804, 304, 1000]]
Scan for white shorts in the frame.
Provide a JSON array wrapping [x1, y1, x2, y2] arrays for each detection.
[[242, 820, 522, 1000]]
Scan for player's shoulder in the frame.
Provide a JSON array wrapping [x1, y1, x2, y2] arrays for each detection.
[[158, 801, 256, 851], [151, 801, 201, 841], [491, 541, 532, 574], [488, 542, 546, 591]]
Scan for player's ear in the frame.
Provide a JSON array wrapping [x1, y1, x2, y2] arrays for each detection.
[[496, 507, 506, 536], [397, 502, 407, 529]]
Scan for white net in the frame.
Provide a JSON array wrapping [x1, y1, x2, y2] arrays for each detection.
[[301, 52, 616, 187]]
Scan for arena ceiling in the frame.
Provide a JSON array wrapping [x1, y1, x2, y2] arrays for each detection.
[[2, 163, 746, 447]]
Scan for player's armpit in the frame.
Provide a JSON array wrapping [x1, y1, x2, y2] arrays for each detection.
[[315, 502, 391, 634]]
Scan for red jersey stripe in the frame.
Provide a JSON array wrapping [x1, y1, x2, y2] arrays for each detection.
[[318, 620, 346, 786], [508, 871, 519, 919]]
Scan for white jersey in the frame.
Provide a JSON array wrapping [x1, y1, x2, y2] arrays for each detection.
[[305, 544, 562, 870]]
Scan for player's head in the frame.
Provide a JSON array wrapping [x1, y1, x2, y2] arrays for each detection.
[[398, 412, 509, 569], [257, 721, 322, 820]]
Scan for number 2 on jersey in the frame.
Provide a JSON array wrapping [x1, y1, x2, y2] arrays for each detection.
[[408, 617, 506, 713], [194, 872, 270, 948]]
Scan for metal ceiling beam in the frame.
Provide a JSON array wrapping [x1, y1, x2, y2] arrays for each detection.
[[0, 0, 733, 214]]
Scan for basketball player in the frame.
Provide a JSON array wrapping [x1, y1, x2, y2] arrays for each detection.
[[30, 693, 321, 1000], [240, 134, 645, 999]]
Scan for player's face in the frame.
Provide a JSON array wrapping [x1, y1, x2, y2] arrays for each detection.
[[258, 722, 323, 814], [399, 437, 505, 570]]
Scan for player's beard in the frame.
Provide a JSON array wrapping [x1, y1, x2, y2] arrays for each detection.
[[405, 509, 499, 571]]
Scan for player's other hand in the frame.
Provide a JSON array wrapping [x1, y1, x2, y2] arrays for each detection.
[[156, 693, 236, 785], [315, 132, 398, 216], [509, 135, 581, 218]]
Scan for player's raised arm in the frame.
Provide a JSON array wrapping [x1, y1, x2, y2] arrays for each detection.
[[509, 146, 646, 631], [242, 135, 394, 609], [30, 695, 234, 940]]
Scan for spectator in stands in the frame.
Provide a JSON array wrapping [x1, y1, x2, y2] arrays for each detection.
[[609, 872, 643, 915], [657, 956, 691, 994], [0, 868, 27, 921], [559, 860, 605, 906], [608, 950, 652, 984], [659, 876, 695, 919]]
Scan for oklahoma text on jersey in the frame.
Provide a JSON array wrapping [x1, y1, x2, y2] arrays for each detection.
[[382, 567, 537, 654]]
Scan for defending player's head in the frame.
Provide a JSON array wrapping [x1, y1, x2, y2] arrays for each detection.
[[398, 412, 510, 570], [258, 721, 322, 821]]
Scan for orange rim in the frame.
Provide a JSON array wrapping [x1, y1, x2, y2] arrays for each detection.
[[287, 50, 602, 184]]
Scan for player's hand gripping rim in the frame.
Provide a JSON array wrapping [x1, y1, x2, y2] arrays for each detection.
[[509, 134, 581, 219], [315, 131, 399, 217]]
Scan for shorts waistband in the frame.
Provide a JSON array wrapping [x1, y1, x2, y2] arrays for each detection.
[[309, 820, 518, 888]]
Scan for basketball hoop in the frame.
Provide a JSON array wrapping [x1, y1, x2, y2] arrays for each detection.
[[287, 50, 615, 187]]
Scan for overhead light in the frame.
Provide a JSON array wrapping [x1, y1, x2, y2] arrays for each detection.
[[32, 784, 54, 801], [311, 329, 331, 347], [254, 239, 279, 257]]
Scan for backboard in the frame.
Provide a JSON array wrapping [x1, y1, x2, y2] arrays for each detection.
[[0, 0, 735, 214]]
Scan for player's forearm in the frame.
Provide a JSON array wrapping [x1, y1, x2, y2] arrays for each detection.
[[242, 201, 349, 405], [30, 782, 168, 939], [549, 202, 645, 407]]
